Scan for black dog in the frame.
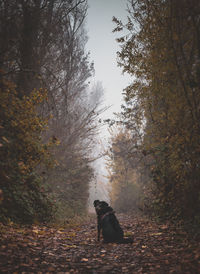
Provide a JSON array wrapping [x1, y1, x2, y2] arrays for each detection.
[[93, 200, 133, 244]]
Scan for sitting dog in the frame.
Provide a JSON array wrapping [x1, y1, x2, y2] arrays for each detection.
[[93, 200, 133, 243]]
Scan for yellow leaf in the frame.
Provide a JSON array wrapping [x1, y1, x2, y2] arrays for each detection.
[[81, 258, 88, 262], [2, 136, 9, 143]]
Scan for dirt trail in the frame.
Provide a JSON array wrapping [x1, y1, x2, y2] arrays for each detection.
[[0, 214, 199, 273]]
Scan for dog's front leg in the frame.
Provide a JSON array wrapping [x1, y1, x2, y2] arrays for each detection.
[[97, 216, 101, 241]]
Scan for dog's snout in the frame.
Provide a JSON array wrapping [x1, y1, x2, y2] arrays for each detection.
[[95, 204, 101, 211]]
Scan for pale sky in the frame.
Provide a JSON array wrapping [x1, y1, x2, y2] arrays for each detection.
[[86, 0, 132, 131], [86, 0, 132, 205]]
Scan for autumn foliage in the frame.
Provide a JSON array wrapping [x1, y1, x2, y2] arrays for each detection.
[[0, 75, 54, 223], [112, 0, 200, 220]]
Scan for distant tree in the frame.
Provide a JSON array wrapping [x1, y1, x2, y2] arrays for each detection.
[[106, 127, 142, 212]]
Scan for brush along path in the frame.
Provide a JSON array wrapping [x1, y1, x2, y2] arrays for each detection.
[[0, 214, 199, 273]]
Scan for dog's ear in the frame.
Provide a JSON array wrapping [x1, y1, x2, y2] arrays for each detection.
[[93, 200, 100, 207]]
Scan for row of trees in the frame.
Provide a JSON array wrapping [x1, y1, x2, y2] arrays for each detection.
[[0, 0, 103, 223], [109, 0, 200, 220]]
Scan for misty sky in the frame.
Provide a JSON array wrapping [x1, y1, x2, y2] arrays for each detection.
[[86, 0, 132, 133], [86, 0, 132, 206]]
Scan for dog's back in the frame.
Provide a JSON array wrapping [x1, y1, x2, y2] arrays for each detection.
[[101, 212, 124, 243]]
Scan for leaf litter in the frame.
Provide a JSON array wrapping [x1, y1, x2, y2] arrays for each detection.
[[0, 214, 199, 273]]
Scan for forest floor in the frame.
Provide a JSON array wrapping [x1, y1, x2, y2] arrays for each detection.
[[0, 213, 199, 273]]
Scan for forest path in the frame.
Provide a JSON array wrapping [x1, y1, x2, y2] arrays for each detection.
[[0, 214, 199, 273]]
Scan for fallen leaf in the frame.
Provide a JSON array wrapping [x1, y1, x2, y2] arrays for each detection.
[[81, 258, 88, 262]]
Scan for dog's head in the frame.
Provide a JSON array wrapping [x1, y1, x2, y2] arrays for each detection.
[[93, 200, 111, 215], [93, 200, 100, 207]]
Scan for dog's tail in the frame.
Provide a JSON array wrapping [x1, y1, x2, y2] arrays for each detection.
[[118, 237, 133, 244]]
